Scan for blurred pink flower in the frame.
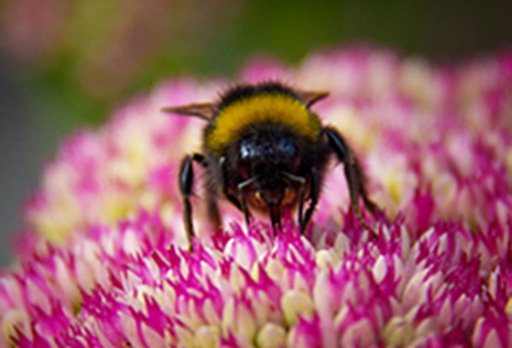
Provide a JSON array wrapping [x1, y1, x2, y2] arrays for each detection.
[[1, 0, 242, 99], [2, 47, 512, 347]]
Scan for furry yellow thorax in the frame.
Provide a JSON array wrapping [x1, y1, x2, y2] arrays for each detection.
[[207, 93, 321, 155]]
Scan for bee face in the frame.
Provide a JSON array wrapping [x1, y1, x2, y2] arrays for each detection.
[[235, 127, 306, 214], [164, 81, 379, 247], [219, 119, 324, 233], [238, 130, 301, 178]]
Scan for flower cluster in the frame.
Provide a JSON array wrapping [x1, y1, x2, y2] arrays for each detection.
[[1, 47, 512, 347]]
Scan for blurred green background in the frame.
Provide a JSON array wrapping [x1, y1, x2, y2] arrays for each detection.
[[0, 0, 511, 264]]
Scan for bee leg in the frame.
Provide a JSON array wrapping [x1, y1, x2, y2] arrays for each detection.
[[219, 156, 244, 212], [237, 177, 257, 231], [300, 167, 319, 234], [179, 153, 206, 250], [205, 156, 248, 234], [323, 127, 379, 238]]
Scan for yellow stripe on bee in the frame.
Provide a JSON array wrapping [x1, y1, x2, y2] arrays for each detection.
[[207, 94, 321, 155]]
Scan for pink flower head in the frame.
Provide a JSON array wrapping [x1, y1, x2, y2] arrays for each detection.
[[2, 47, 512, 347]]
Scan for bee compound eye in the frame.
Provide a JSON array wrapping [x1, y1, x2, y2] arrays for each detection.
[[240, 141, 256, 161]]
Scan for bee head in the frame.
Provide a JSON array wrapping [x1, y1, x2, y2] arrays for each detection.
[[235, 129, 304, 210]]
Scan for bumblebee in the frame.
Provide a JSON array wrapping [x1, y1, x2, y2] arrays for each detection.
[[163, 82, 378, 245]]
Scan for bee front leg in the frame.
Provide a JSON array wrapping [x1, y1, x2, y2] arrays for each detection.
[[323, 127, 379, 237], [179, 153, 206, 250], [218, 156, 254, 230], [236, 176, 257, 231], [219, 156, 244, 212]]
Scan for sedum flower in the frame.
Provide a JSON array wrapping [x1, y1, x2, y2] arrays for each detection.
[[1, 46, 512, 347]]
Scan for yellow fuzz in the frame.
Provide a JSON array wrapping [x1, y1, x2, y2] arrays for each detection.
[[207, 93, 321, 155]]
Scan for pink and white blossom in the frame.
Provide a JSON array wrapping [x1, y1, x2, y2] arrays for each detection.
[[2, 47, 512, 347]]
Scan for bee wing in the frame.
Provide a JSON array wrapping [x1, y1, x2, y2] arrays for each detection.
[[161, 103, 215, 121], [295, 90, 329, 108]]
